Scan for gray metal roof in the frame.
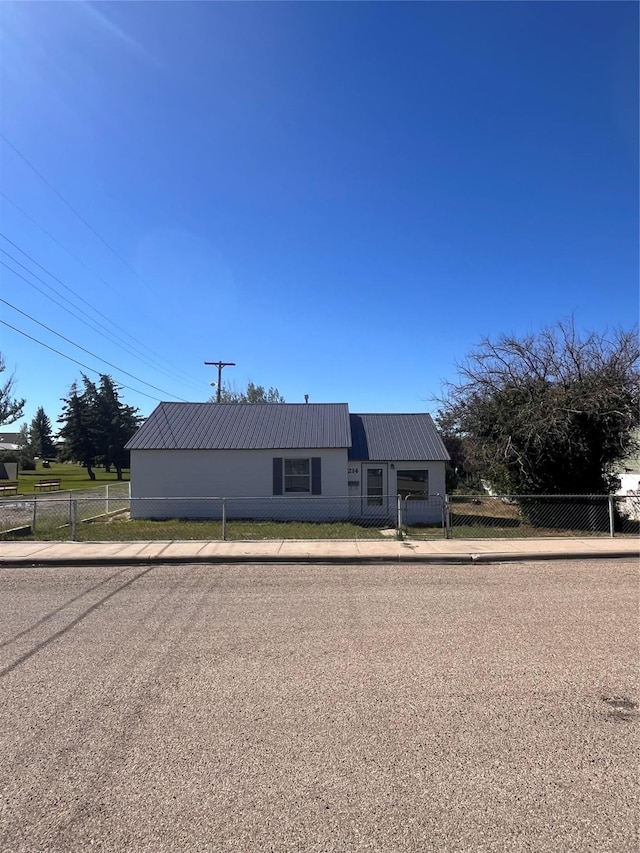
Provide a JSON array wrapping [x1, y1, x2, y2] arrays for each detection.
[[126, 403, 352, 450], [348, 413, 450, 461]]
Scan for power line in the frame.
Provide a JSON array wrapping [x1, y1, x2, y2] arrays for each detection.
[[1, 258, 181, 384], [0, 297, 188, 402], [2, 231, 133, 340], [1, 319, 167, 403], [0, 207, 201, 387], [2, 257, 116, 337], [0, 240, 201, 389], [0, 132, 155, 294], [0, 196, 129, 299]]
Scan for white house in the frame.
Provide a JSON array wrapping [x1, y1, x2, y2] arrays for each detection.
[[125, 402, 449, 524]]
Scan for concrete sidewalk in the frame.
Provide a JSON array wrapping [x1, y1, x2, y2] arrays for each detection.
[[0, 536, 637, 566]]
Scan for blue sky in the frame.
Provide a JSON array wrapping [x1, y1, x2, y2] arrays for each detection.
[[1, 1, 637, 430]]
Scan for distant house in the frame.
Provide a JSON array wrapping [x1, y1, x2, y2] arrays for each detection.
[[125, 403, 449, 523], [611, 427, 640, 522], [610, 427, 640, 490], [0, 432, 23, 451]]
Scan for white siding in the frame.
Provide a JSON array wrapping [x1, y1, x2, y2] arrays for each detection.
[[129, 449, 447, 523], [345, 460, 446, 523], [391, 461, 447, 525], [130, 448, 348, 520]]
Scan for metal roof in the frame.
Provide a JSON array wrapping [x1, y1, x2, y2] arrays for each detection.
[[126, 404, 450, 461], [348, 413, 450, 461], [126, 403, 352, 450]]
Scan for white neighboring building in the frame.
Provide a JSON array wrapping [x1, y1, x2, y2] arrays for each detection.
[[125, 402, 449, 523], [612, 429, 640, 522]]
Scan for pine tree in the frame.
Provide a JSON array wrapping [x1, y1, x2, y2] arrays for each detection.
[[58, 379, 100, 479], [58, 376, 140, 481], [30, 406, 56, 458], [95, 376, 140, 480]]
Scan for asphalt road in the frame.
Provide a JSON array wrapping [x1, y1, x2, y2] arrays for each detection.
[[0, 560, 638, 852]]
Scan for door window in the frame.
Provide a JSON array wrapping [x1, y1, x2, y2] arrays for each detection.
[[367, 467, 384, 506]]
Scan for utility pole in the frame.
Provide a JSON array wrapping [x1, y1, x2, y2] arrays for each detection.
[[205, 361, 235, 403]]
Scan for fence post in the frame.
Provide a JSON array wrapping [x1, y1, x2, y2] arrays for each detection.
[[443, 494, 451, 539], [608, 494, 615, 538], [32, 497, 37, 534], [396, 494, 403, 540], [221, 498, 227, 541], [70, 500, 78, 541]]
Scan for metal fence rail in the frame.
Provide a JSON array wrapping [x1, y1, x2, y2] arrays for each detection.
[[0, 488, 637, 542]]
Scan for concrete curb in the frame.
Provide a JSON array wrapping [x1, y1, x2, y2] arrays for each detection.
[[467, 551, 637, 563], [0, 550, 637, 568]]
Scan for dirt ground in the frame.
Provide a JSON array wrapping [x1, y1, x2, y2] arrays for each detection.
[[0, 560, 638, 852]]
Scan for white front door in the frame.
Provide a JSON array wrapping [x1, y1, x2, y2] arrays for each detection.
[[362, 464, 388, 515]]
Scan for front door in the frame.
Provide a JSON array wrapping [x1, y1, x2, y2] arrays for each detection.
[[362, 464, 388, 515]]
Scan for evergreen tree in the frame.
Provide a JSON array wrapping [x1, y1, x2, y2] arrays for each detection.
[[95, 375, 140, 479], [58, 380, 99, 479], [30, 406, 56, 458], [17, 423, 36, 470], [58, 376, 140, 481]]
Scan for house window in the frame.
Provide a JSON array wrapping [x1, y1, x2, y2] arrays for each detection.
[[284, 458, 310, 493], [397, 469, 429, 499], [273, 457, 322, 495]]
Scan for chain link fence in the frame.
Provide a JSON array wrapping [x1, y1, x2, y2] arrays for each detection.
[[0, 483, 131, 541], [438, 494, 639, 539], [0, 493, 399, 542], [0, 488, 638, 541]]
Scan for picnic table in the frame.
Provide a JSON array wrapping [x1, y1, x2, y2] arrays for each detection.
[[0, 481, 18, 496], [34, 480, 62, 492]]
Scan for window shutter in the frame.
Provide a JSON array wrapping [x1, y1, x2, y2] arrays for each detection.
[[273, 458, 283, 495], [311, 457, 322, 495]]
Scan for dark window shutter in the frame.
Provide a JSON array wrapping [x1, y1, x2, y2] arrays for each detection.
[[273, 458, 283, 495], [311, 457, 322, 495]]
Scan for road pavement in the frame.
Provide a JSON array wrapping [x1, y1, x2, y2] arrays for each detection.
[[1, 559, 638, 852]]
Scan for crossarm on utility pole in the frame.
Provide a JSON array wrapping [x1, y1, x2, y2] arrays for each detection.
[[204, 361, 236, 402]]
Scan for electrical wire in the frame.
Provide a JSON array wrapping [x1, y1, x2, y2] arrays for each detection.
[[0, 319, 168, 403], [0, 297, 188, 401], [2, 257, 116, 335], [0, 137, 204, 388], [1, 190, 114, 288], [0, 132, 155, 294], [0, 243, 201, 389], [0, 258, 173, 380], [0, 212, 201, 388]]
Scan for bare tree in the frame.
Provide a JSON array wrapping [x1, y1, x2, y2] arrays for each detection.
[[0, 354, 25, 426], [438, 321, 640, 494]]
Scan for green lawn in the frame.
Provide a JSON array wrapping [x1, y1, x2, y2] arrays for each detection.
[[16, 462, 129, 494], [49, 516, 386, 542]]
